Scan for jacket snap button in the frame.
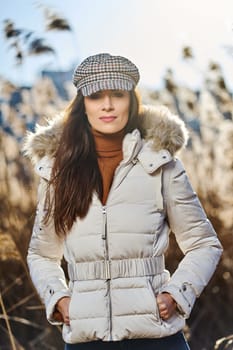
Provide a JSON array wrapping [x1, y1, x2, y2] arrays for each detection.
[[149, 163, 153, 167], [39, 167, 43, 170], [162, 155, 167, 159], [182, 285, 187, 291]]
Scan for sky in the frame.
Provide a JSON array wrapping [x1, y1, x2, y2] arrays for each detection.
[[1, 0, 233, 90]]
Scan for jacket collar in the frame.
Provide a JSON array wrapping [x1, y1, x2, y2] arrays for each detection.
[[138, 141, 172, 173], [122, 129, 142, 164], [122, 130, 172, 173]]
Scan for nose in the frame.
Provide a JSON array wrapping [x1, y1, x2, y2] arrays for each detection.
[[102, 95, 114, 111]]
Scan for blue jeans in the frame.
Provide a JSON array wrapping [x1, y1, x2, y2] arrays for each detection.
[[65, 331, 190, 350]]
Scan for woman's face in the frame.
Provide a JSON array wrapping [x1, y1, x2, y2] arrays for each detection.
[[84, 90, 130, 134]]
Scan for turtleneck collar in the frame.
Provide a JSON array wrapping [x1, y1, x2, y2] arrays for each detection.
[[92, 129, 125, 156]]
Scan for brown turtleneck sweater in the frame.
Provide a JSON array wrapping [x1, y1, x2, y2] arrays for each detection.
[[93, 129, 125, 205]]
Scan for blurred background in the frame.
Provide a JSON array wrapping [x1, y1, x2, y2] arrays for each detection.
[[0, 1, 232, 349]]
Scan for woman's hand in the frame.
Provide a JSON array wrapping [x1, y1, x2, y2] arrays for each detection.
[[156, 292, 177, 320], [55, 297, 71, 325]]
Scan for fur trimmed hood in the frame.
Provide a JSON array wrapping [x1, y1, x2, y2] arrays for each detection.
[[23, 105, 188, 164]]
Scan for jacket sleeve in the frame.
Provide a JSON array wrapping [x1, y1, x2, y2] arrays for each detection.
[[27, 178, 71, 324], [161, 158, 223, 318]]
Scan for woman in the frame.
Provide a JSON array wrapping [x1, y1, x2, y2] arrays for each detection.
[[24, 53, 222, 350]]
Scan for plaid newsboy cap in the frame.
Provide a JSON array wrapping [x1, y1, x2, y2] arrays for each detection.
[[73, 53, 140, 96]]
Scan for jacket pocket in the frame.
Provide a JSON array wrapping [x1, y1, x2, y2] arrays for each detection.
[[67, 281, 76, 321], [146, 277, 162, 324]]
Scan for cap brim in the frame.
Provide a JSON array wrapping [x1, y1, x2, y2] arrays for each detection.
[[80, 78, 135, 96]]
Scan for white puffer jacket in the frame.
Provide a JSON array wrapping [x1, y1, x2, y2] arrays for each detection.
[[24, 106, 222, 344]]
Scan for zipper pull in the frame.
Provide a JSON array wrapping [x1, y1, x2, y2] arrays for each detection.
[[102, 206, 107, 240]]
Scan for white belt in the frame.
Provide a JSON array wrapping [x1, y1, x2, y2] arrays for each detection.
[[68, 256, 165, 281]]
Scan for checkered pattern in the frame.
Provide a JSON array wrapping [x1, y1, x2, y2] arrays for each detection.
[[73, 53, 140, 96]]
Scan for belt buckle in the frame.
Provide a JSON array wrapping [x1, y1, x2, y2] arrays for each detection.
[[104, 260, 111, 280]]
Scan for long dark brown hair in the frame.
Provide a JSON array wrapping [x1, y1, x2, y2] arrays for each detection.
[[45, 90, 140, 237]]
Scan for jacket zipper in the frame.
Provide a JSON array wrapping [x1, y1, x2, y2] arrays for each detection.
[[101, 206, 107, 240], [101, 160, 138, 339], [102, 206, 113, 340]]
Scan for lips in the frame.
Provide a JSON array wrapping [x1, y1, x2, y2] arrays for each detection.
[[99, 116, 117, 122]]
